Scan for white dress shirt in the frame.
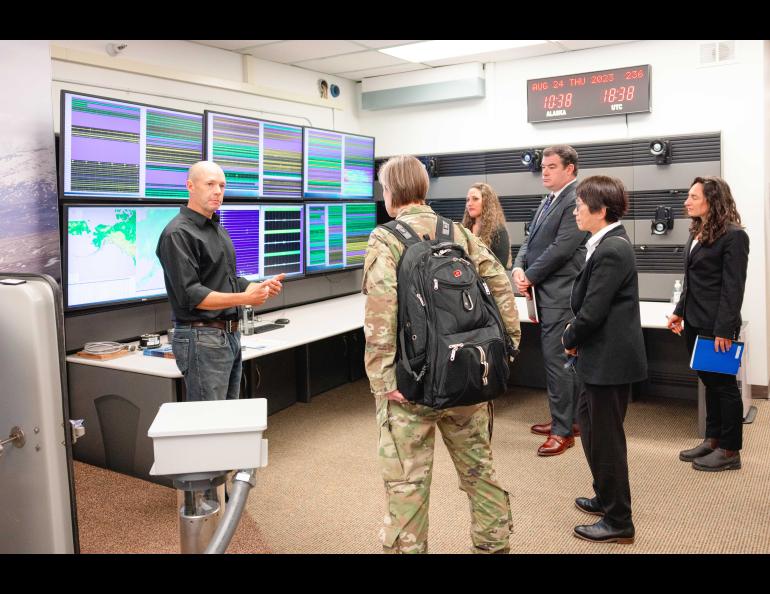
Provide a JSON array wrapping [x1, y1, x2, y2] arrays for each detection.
[[533, 178, 577, 228], [585, 221, 623, 262]]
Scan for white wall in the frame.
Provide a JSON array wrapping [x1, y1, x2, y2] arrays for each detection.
[[49, 40, 362, 135], [359, 39, 769, 387]]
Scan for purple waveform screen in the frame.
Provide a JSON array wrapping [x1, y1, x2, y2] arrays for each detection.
[[218, 207, 261, 278], [66, 95, 142, 195]]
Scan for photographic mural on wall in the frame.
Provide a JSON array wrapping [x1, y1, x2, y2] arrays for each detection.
[[0, 40, 61, 281]]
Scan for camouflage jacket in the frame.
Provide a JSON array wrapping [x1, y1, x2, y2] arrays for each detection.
[[362, 204, 521, 397]]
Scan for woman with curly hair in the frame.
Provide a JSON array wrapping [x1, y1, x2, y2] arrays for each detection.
[[667, 176, 749, 472], [463, 183, 511, 269]]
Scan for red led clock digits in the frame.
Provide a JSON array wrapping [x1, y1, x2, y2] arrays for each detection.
[[543, 93, 573, 109], [602, 86, 635, 103]]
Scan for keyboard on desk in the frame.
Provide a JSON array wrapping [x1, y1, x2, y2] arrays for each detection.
[[251, 323, 284, 334]]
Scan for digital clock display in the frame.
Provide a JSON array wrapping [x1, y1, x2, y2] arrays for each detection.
[[527, 65, 651, 123]]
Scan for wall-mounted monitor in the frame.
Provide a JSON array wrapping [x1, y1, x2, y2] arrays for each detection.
[[305, 202, 376, 274], [303, 128, 375, 200], [204, 111, 304, 199], [217, 203, 305, 281], [60, 91, 203, 200], [64, 204, 179, 310]]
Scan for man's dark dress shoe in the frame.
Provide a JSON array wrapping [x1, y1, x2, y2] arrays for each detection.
[[679, 439, 717, 462], [531, 421, 581, 437], [537, 434, 575, 456], [575, 497, 604, 516], [573, 519, 635, 544], [693, 448, 741, 472]]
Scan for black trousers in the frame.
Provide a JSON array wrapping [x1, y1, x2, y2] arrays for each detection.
[[539, 307, 580, 437], [684, 324, 743, 451], [577, 382, 633, 529]]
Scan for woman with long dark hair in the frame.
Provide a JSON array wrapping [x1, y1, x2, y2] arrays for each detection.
[[462, 182, 511, 269], [667, 176, 749, 472]]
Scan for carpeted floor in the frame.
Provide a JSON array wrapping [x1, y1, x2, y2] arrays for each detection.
[[74, 462, 271, 553], [75, 381, 770, 553], [245, 381, 770, 554]]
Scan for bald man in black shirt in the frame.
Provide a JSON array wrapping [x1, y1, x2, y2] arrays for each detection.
[[157, 161, 284, 401]]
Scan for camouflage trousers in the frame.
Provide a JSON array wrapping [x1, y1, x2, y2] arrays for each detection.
[[376, 397, 513, 554]]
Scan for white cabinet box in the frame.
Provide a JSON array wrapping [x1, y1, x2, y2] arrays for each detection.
[[148, 399, 268, 475]]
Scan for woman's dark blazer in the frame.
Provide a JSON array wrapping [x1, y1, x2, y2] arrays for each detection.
[[562, 225, 647, 385], [673, 224, 749, 339]]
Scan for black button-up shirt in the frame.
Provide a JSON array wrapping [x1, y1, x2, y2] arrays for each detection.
[[156, 206, 249, 323]]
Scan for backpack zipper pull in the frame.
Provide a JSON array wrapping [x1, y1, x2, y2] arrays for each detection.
[[416, 292, 425, 307], [476, 345, 489, 386], [433, 278, 439, 291], [449, 343, 464, 361]]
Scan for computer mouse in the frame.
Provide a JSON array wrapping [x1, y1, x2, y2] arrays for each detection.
[[274, 318, 290, 325]]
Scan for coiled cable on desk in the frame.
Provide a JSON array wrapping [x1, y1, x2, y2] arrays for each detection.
[[83, 341, 133, 354]]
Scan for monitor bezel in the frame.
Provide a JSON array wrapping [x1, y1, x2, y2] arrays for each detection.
[[302, 126, 376, 201]]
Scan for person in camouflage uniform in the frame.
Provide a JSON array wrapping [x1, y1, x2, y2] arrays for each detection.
[[363, 155, 521, 554]]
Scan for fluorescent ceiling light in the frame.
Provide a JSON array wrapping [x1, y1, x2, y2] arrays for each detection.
[[380, 40, 548, 63]]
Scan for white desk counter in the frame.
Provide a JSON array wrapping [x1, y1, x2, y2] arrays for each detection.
[[67, 293, 366, 378]]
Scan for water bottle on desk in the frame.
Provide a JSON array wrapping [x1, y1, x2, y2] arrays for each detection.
[[241, 306, 254, 335], [671, 279, 682, 305]]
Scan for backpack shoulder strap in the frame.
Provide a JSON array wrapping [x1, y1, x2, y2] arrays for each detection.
[[379, 219, 421, 248], [434, 215, 454, 242]]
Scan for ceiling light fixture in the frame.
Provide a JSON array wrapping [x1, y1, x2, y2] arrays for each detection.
[[380, 40, 547, 63]]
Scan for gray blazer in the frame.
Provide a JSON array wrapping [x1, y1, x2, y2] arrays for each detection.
[[513, 181, 588, 309]]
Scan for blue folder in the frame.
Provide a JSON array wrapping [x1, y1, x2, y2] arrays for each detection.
[[690, 335, 744, 375]]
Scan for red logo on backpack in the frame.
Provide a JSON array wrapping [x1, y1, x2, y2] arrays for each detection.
[[453, 269, 462, 278]]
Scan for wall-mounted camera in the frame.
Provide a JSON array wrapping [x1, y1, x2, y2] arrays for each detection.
[[521, 149, 543, 172], [649, 139, 671, 164], [651, 206, 674, 235]]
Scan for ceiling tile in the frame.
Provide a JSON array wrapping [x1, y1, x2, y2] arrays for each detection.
[[554, 40, 636, 51], [297, 51, 408, 74], [352, 40, 422, 49], [424, 43, 562, 67], [188, 40, 282, 51], [246, 40, 365, 63], [336, 63, 430, 81]]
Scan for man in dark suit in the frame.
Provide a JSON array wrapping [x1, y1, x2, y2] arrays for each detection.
[[562, 175, 647, 544], [513, 145, 588, 456]]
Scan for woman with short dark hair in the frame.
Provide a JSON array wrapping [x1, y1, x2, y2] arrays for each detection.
[[561, 175, 647, 544], [667, 176, 749, 471]]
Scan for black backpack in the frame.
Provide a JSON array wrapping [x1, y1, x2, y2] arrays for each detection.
[[380, 215, 516, 409]]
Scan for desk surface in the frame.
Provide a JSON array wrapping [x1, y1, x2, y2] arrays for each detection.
[[66, 293, 366, 378], [66, 293, 676, 378]]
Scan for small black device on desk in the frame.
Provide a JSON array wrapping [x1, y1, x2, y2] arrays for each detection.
[[252, 323, 284, 334], [274, 318, 290, 325]]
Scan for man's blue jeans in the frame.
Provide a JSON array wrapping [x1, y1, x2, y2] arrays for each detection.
[[171, 325, 242, 401]]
